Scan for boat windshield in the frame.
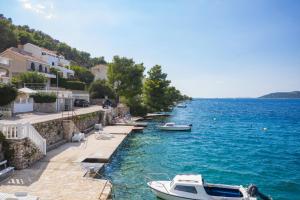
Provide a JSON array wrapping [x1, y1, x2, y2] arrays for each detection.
[[165, 123, 175, 126], [170, 180, 174, 187]]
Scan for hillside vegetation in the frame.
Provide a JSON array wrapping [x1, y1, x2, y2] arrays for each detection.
[[259, 91, 300, 99], [0, 14, 106, 68]]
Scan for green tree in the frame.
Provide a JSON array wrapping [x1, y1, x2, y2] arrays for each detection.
[[143, 65, 171, 111], [70, 65, 94, 85], [0, 17, 18, 52], [0, 83, 18, 106], [108, 56, 144, 99], [89, 80, 116, 99], [17, 30, 33, 45], [91, 56, 107, 66]]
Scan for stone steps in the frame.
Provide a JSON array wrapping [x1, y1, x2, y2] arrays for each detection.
[[47, 139, 67, 152]]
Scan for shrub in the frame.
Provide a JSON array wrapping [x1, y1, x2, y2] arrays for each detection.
[[89, 79, 116, 99], [0, 83, 18, 106], [12, 71, 47, 88], [70, 65, 94, 85], [31, 92, 57, 103], [0, 131, 6, 143], [64, 81, 86, 90], [121, 96, 148, 116]]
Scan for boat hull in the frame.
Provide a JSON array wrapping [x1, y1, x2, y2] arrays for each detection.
[[159, 127, 191, 131], [151, 188, 252, 200], [151, 188, 196, 200]]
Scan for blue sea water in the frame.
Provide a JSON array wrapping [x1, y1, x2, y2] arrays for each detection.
[[102, 99, 300, 200]]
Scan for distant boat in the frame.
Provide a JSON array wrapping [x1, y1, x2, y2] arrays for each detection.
[[148, 174, 271, 200], [158, 123, 192, 131], [177, 104, 187, 108]]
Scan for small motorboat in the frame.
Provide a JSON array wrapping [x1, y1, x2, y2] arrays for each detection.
[[158, 123, 192, 131], [148, 174, 271, 200]]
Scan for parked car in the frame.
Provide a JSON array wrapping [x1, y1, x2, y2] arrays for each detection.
[[74, 99, 90, 107], [102, 99, 112, 109]]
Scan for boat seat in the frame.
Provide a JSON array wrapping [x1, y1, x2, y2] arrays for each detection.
[[204, 185, 243, 198]]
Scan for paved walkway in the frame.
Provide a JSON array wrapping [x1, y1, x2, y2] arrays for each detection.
[[0, 125, 134, 200], [0, 105, 107, 124]]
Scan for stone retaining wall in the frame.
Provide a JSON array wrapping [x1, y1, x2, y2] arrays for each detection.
[[3, 109, 115, 169], [5, 138, 43, 169], [33, 120, 64, 146], [32, 110, 110, 146], [0, 105, 12, 119], [34, 102, 57, 113], [74, 111, 102, 131]]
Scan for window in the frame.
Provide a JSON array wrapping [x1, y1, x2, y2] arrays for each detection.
[[52, 62, 54, 66], [42, 52, 46, 55], [45, 67, 48, 73], [174, 185, 197, 194], [30, 62, 35, 71], [39, 64, 43, 72]]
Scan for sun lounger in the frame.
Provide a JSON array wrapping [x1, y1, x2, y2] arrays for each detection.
[[71, 132, 85, 142], [94, 123, 103, 131]]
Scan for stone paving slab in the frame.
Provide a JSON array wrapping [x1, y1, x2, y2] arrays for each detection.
[[0, 125, 134, 200]]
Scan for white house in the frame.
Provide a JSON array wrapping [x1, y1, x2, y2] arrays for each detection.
[[0, 47, 56, 89], [21, 43, 74, 79]]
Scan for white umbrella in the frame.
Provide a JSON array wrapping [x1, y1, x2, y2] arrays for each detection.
[[18, 87, 37, 94]]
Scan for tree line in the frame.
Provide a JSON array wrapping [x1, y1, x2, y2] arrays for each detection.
[[1, 14, 191, 115], [90, 56, 191, 115]]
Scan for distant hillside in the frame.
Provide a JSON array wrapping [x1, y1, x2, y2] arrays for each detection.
[[259, 91, 300, 99]]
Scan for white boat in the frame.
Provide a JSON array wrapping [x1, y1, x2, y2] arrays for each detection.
[[148, 174, 271, 200], [158, 123, 192, 131], [177, 104, 187, 108]]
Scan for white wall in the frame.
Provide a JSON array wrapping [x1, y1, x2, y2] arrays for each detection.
[[13, 98, 33, 113], [43, 54, 59, 67]]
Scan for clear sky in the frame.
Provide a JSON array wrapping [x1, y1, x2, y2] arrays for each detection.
[[1, 0, 299, 98]]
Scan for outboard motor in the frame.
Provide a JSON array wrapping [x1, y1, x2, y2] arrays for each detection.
[[247, 184, 272, 200], [189, 124, 193, 127]]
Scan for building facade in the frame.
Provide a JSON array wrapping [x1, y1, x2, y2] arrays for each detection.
[[22, 43, 74, 78], [0, 47, 56, 88]]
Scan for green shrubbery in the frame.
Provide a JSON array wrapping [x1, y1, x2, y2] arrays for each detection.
[[89, 80, 116, 99], [12, 71, 47, 88], [0, 83, 18, 106], [70, 66, 94, 85], [31, 92, 57, 103], [0, 131, 6, 143], [64, 80, 86, 90], [50, 68, 86, 90]]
